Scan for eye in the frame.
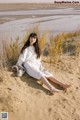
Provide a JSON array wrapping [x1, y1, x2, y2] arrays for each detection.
[[34, 37, 36, 39]]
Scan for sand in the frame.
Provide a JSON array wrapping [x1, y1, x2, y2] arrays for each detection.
[[0, 3, 80, 24], [0, 3, 54, 24], [0, 3, 80, 120], [0, 3, 80, 11], [0, 14, 58, 24], [0, 55, 80, 120]]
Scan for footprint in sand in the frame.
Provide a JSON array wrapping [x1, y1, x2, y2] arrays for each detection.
[[7, 88, 12, 91]]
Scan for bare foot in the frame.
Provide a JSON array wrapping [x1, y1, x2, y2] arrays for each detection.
[[62, 84, 71, 90], [50, 88, 60, 94]]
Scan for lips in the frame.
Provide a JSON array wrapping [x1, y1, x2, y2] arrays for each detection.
[[31, 40, 34, 42]]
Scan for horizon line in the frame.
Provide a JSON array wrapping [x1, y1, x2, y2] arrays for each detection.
[[0, 2, 54, 4]]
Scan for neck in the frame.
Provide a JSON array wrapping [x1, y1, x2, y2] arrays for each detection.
[[30, 43, 33, 46]]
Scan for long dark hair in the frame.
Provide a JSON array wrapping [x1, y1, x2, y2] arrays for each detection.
[[20, 33, 41, 58]]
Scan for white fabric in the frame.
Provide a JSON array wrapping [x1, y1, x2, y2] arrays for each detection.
[[12, 65, 25, 77], [16, 46, 53, 79]]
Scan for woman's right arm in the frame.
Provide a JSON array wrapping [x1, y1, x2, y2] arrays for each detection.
[[16, 49, 27, 69]]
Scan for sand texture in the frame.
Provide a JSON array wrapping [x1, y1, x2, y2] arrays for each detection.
[[0, 56, 80, 120]]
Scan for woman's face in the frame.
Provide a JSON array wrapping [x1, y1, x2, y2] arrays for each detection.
[[30, 37, 36, 45]]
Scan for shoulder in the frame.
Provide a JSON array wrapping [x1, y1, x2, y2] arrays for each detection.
[[22, 48, 28, 54]]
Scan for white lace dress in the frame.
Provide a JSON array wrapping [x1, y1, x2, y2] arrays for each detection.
[[17, 46, 53, 80]]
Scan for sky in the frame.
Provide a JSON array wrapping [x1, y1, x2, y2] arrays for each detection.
[[0, 0, 80, 3]]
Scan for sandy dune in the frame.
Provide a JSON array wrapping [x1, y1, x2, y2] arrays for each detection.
[[0, 3, 80, 11], [0, 55, 80, 120]]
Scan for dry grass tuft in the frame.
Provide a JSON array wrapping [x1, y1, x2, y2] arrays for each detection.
[[0, 28, 80, 69]]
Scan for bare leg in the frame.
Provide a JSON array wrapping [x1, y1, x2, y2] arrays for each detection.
[[47, 77, 71, 90], [40, 76, 60, 94]]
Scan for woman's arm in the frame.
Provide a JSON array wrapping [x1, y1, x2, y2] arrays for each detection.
[[16, 49, 27, 69]]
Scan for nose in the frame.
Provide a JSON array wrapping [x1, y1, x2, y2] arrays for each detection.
[[31, 39, 34, 42], [31, 37, 35, 41]]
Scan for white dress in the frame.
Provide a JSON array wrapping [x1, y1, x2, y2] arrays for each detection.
[[16, 46, 53, 80]]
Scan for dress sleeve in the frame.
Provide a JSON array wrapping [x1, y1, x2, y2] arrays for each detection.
[[16, 49, 27, 69]]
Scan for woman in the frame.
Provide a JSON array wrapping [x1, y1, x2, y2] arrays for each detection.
[[15, 32, 71, 94]]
